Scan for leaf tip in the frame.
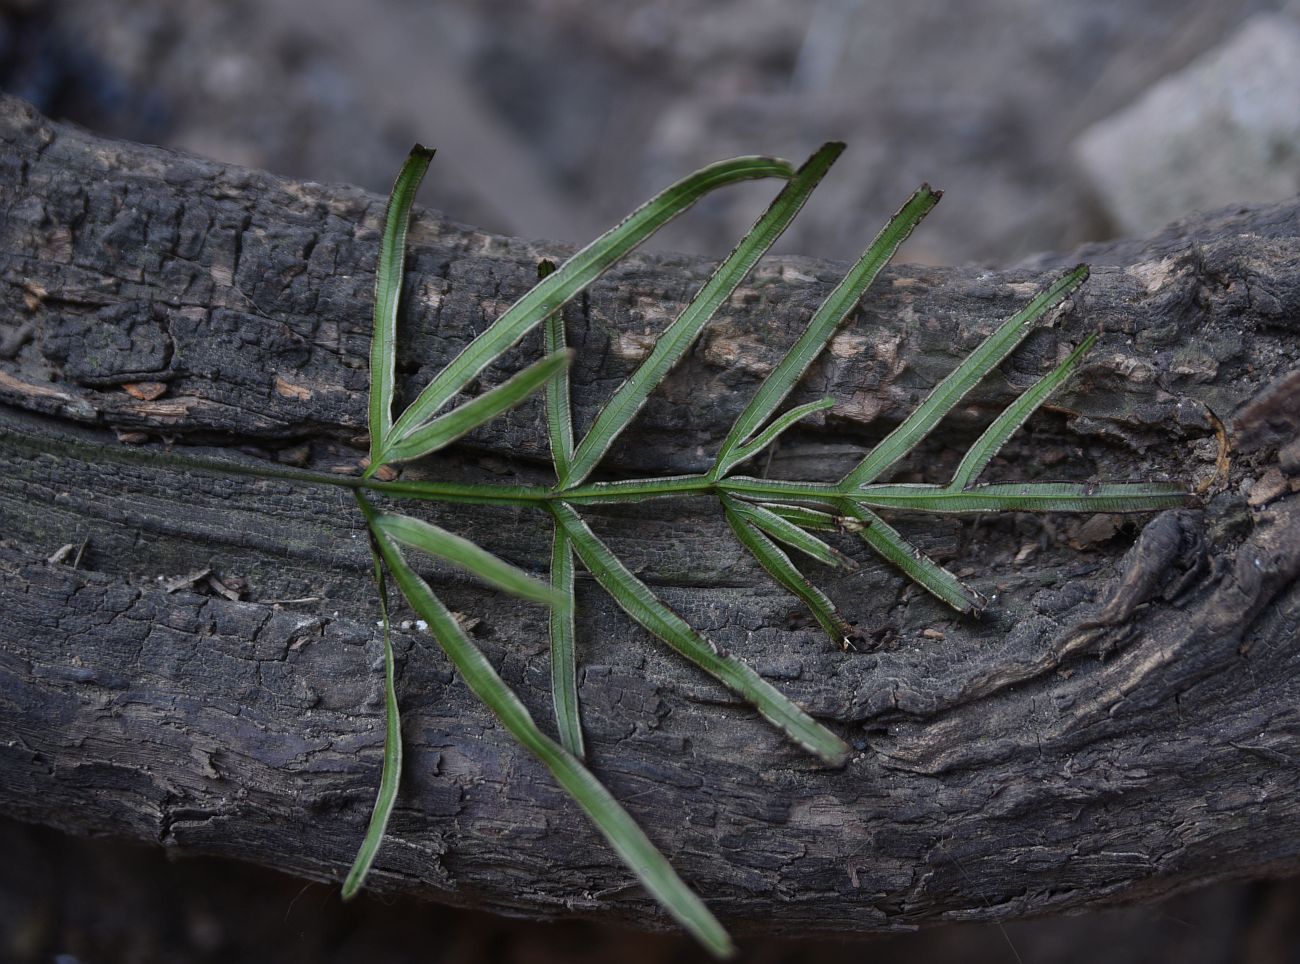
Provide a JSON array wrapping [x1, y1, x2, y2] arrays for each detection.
[[821, 739, 854, 769], [803, 142, 847, 169], [816, 141, 847, 164], [963, 589, 990, 616]]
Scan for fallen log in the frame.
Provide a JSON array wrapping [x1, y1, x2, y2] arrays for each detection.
[[1, 93, 1298, 937]]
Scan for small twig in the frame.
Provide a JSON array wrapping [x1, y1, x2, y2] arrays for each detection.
[[162, 568, 212, 593]]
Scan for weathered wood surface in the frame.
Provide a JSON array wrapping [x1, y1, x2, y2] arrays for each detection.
[[1, 94, 1298, 936]]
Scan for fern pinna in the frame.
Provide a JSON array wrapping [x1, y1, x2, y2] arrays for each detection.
[[343, 143, 1192, 957]]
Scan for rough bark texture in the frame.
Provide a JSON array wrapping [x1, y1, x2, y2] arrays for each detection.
[[1, 94, 1299, 937]]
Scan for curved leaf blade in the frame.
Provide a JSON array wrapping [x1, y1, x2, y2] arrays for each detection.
[[386, 349, 573, 464], [726, 497, 855, 570], [341, 525, 404, 900], [839, 502, 987, 615], [369, 145, 435, 467], [560, 143, 847, 489], [550, 524, 585, 758], [382, 155, 797, 461], [553, 502, 851, 766], [713, 184, 941, 479], [369, 524, 734, 958], [723, 501, 854, 650], [374, 512, 561, 606], [538, 259, 576, 480], [712, 397, 836, 480], [840, 264, 1090, 490], [948, 334, 1097, 489]]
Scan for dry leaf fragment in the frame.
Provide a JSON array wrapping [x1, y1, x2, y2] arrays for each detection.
[[123, 381, 168, 401], [206, 573, 244, 601], [1247, 468, 1289, 507], [163, 568, 211, 593]]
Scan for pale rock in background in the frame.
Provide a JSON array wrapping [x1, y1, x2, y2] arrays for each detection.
[[1075, 10, 1300, 236]]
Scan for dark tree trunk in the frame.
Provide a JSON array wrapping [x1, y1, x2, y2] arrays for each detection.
[[1, 94, 1298, 937]]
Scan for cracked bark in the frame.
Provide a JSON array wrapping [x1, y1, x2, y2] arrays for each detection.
[[2, 94, 1299, 937]]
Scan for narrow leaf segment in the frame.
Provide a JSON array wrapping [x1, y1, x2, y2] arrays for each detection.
[[948, 334, 1097, 489], [339, 142, 1200, 958], [341, 517, 404, 900], [713, 398, 836, 478], [373, 511, 561, 606], [552, 501, 852, 766], [725, 497, 855, 571], [539, 258, 576, 481], [840, 265, 1090, 490], [839, 501, 988, 614], [855, 481, 1192, 514], [723, 499, 854, 649], [378, 155, 797, 469], [369, 145, 435, 466], [713, 184, 941, 480], [369, 516, 734, 959], [385, 349, 573, 464], [758, 503, 844, 533], [549, 524, 584, 758], [561, 143, 847, 489]]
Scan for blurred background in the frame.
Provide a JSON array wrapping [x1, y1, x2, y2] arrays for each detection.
[[3, 0, 1300, 961], [4, 0, 1299, 266]]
